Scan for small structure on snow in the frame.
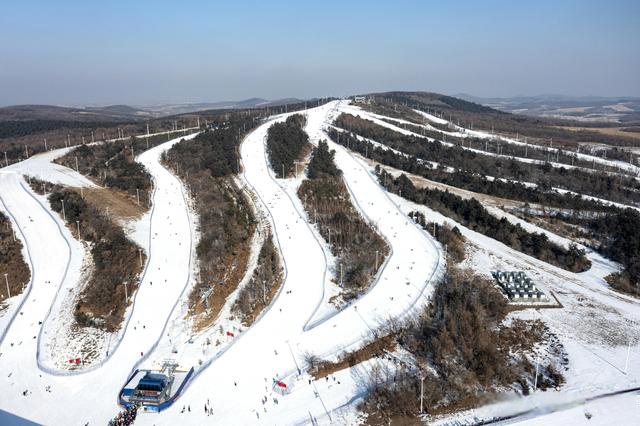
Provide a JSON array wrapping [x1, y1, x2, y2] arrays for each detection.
[[492, 271, 548, 302], [119, 360, 194, 412]]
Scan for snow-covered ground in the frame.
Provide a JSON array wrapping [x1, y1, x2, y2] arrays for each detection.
[[0, 102, 444, 425], [394, 193, 640, 425], [1, 100, 638, 425], [0, 133, 202, 424]]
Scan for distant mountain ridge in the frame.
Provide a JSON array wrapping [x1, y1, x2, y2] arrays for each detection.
[[454, 93, 640, 123], [0, 104, 151, 123], [0, 97, 304, 122]]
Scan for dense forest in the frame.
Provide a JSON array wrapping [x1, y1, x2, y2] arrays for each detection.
[[266, 114, 308, 177], [364, 267, 564, 418], [334, 114, 640, 205], [380, 116, 635, 174], [582, 209, 640, 295], [378, 169, 591, 272], [0, 119, 121, 140], [298, 141, 388, 301], [329, 128, 617, 213], [29, 180, 144, 331], [0, 211, 31, 303]]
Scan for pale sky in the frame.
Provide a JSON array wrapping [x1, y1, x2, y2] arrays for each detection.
[[1, 0, 638, 106]]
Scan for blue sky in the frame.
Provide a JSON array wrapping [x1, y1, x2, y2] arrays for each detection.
[[1, 0, 638, 106]]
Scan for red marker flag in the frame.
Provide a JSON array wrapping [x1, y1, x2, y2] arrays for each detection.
[[226, 331, 235, 337]]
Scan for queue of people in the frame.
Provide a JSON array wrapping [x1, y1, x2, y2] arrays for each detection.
[[108, 403, 139, 426]]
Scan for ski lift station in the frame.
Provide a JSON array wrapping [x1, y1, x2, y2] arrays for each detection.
[[493, 271, 548, 302], [119, 360, 194, 413]]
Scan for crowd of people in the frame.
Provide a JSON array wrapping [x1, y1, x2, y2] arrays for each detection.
[[108, 403, 139, 426]]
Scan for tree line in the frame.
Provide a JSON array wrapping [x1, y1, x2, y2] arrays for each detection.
[[328, 128, 617, 213], [333, 114, 640, 207], [266, 114, 308, 177], [378, 169, 591, 273], [579, 208, 640, 295], [0, 211, 31, 303], [298, 141, 388, 301]]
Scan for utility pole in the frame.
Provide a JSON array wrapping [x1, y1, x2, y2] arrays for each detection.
[[76, 220, 81, 239], [375, 250, 379, 270], [75, 156, 79, 172], [4, 273, 10, 299], [61, 199, 66, 221], [420, 376, 424, 414], [534, 350, 540, 391], [138, 248, 143, 268], [44, 138, 47, 151], [123, 282, 128, 303], [24, 145, 28, 158], [4, 152, 8, 167], [282, 164, 285, 179], [136, 188, 140, 206]]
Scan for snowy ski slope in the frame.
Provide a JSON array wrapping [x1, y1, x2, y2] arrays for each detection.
[[2, 99, 636, 425], [0, 102, 444, 425]]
